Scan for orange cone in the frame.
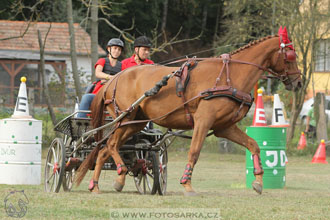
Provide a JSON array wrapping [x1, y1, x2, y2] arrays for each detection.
[[252, 89, 267, 126], [311, 139, 328, 164], [297, 132, 307, 150]]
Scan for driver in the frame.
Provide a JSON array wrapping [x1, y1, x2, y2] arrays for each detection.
[[121, 36, 154, 70]]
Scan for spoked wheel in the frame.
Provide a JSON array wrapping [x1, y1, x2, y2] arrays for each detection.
[[44, 138, 66, 193], [63, 169, 75, 192], [62, 138, 75, 192], [133, 139, 160, 195], [158, 150, 168, 195]]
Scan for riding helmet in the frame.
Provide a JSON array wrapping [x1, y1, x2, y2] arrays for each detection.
[[134, 36, 152, 48], [107, 38, 124, 49]]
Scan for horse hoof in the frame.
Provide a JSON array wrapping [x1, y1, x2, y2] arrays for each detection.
[[252, 181, 263, 195], [113, 181, 124, 192], [184, 191, 197, 197], [91, 190, 101, 194]]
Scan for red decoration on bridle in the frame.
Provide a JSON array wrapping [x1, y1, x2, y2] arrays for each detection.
[[278, 26, 294, 50], [275, 26, 300, 85]]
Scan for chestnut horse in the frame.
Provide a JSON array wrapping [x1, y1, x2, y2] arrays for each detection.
[[76, 30, 301, 195]]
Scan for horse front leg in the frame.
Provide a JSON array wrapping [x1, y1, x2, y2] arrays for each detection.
[[89, 123, 145, 193], [109, 123, 147, 192], [214, 124, 264, 194], [181, 119, 212, 196], [88, 130, 126, 194]]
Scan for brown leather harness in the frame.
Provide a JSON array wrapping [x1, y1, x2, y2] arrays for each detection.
[[101, 43, 300, 129]]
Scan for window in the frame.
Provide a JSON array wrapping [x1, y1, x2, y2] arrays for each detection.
[[315, 39, 330, 72]]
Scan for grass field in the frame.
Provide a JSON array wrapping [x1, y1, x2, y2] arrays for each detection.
[[1, 152, 330, 220]]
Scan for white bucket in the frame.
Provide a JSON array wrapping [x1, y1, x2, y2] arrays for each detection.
[[0, 118, 42, 185]]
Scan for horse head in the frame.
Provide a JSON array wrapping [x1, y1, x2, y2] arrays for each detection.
[[269, 26, 302, 91]]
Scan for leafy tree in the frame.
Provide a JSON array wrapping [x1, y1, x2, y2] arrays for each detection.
[[279, 0, 330, 145]]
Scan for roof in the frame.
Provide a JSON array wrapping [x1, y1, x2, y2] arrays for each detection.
[[0, 20, 106, 56]]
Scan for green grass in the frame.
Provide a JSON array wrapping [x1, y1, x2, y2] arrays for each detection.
[[1, 152, 330, 219]]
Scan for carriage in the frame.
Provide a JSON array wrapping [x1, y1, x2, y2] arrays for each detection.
[[44, 110, 177, 195]]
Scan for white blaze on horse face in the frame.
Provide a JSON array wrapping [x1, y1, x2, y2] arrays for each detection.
[[255, 109, 266, 124]]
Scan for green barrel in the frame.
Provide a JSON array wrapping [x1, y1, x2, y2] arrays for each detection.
[[246, 126, 287, 189]]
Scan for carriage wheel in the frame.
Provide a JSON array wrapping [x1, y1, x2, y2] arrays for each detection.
[[158, 150, 168, 195], [62, 169, 75, 192], [62, 138, 75, 192], [133, 140, 160, 195], [44, 138, 66, 193]]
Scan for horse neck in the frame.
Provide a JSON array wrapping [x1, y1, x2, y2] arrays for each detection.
[[230, 37, 279, 93]]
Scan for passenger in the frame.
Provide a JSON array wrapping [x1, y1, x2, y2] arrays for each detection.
[[77, 38, 124, 118]]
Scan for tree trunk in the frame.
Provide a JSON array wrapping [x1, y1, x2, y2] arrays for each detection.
[[37, 29, 57, 126], [287, 92, 299, 148], [315, 92, 328, 143], [90, 0, 98, 82], [161, 0, 168, 32], [201, 4, 208, 33], [213, 0, 221, 43], [67, 0, 82, 100]]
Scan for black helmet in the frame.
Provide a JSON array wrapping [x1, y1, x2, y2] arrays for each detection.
[[107, 38, 124, 49], [134, 36, 152, 48]]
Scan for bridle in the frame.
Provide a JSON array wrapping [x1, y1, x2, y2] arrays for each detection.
[[270, 35, 301, 86]]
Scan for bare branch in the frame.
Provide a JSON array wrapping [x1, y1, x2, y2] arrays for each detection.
[[42, 23, 52, 51], [98, 17, 134, 43], [151, 28, 202, 55], [0, 20, 32, 41]]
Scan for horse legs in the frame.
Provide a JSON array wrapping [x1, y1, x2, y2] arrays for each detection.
[[110, 123, 147, 192], [89, 123, 146, 193], [214, 124, 264, 194], [181, 118, 212, 196]]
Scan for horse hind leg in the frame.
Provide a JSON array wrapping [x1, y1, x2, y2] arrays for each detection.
[[214, 124, 264, 194]]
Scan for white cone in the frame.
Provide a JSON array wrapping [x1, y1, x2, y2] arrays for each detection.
[[271, 94, 289, 127], [12, 77, 32, 119]]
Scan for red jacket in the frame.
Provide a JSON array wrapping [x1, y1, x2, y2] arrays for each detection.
[[121, 54, 154, 70]]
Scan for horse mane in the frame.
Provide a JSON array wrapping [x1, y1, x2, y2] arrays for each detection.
[[230, 35, 278, 56]]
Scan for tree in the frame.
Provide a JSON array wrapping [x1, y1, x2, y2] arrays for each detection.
[[38, 26, 57, 126], [281, 0, 330, 146], [67, 0, 82, 100], [161, 0, 168, 33], [90, 0, 98, 82], [215, 0, 276, 54]]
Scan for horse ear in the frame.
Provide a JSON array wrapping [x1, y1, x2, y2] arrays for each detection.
[[283, 26, 288, 36], [278, 26, 283, 35]]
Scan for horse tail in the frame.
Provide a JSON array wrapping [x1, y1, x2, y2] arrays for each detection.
[[75, 146, 100, 186], [91, 91, 106, 141], [75, 91, 105, 186]]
